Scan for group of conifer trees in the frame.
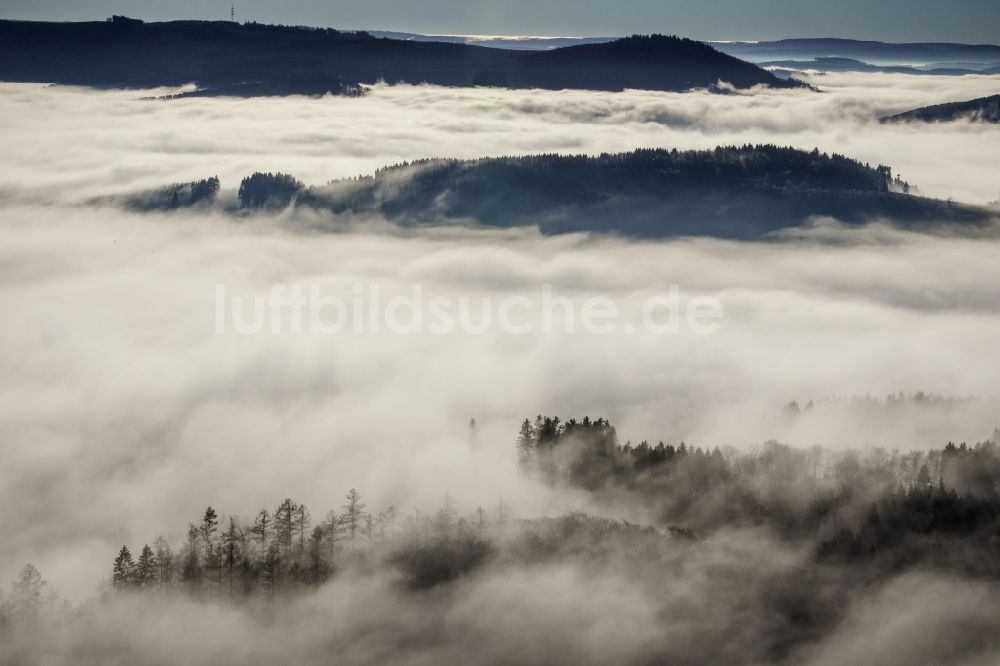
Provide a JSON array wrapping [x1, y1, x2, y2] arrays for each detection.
[[109, 489, 513, 597]]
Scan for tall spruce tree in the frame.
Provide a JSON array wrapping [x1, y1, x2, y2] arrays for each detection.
[[135, 544, 158, 588], [516, 418, 536, 473], [112, 546, 135, 590]]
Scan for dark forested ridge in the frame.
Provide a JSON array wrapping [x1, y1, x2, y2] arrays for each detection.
[[134, 146, 991, 238], [881, 94, 1000, 124], [0, 19, 798, 93]]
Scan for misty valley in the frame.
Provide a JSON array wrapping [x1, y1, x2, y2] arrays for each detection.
[[7, 417, 1000, 664], [2, 8, 1000, 666]]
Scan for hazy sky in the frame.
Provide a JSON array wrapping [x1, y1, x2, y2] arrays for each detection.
[[1, 0, 999, 43]]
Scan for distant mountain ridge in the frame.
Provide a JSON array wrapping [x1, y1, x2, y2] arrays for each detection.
[[344, 32, 1000, 71], [367, 31, 616, 51], [0, 19, 798, 93], [712, 38, 1000, 68], [371, 33, 1000, 69], [318, 31, 1000, 79], [759, 56, 991, 77]]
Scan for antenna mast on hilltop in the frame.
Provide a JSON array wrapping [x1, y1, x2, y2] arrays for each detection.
[[230, 4, 235, 22]]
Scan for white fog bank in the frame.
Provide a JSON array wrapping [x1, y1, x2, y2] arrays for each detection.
[[1, 74, 999, 599]]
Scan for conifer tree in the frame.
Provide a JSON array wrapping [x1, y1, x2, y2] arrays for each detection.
[[221, 517, 242, 597], [516, 418, 536, 473], [342, 489, 365, 540], [294, 504, 311, 557], [181, 524, 201, 588], [274, 498, 298, 559], [201, 507, 219, 561], [135, 544, 158, 588], [112, 546, 135, 590]]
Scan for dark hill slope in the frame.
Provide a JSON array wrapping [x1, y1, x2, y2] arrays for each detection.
[[232, 146, 988, 238], [0, 19, 799, 92], [881, 94, 1000, 124], [481, 36, 796, 90]]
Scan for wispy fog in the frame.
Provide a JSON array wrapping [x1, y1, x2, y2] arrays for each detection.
[[1, 73, 1000, 665], [3, 205, 1000, 599]]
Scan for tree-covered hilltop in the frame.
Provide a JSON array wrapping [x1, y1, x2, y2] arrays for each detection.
[[881, 94, 1000, 124], [294, 145, 982, 237], [474, 34, 804, 91], [0, 19, 799, 93], [113, 146, 991, 237]]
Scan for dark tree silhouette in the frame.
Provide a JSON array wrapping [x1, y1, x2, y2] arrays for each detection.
[[112, 546, 135, 590], [342, 489, 366, 540], [237, 172, 303, 209], [134, 544, 158, 588]]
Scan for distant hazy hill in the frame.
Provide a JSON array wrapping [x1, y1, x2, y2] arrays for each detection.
[[0, 19, 797, 93], [125, 146, 989, 238], [881, 94, 1000, 124], [160, 74, 366, 99], [366, 31, 616, 51], [713, 38, 1000, 70], [760, 56, 984, 76]]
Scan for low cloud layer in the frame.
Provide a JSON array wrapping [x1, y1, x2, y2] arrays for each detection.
[[1, 74, 1000, 605], [1, 71, 999, 204], [3, 205, 1000, 599]]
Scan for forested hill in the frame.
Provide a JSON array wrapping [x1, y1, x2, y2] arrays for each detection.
[[0, 19, 799, 93], [214, 146, 989, 238], [881, 94, 1000, 124]]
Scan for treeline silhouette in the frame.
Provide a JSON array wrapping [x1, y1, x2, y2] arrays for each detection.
[[517, 415, 1000, 575], [783, 390, 983, 412], [123, 176, 219, 211], [237, 173, 302, 209], [105, 489, 511, 598]]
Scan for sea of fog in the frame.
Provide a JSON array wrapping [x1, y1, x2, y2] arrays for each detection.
[[1, 72, 999, 601]]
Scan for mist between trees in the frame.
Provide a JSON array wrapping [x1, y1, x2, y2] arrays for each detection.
[[3, 416, 1000, 665]]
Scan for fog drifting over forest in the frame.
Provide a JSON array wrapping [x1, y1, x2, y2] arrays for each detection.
[[2, 72, 1000, 664]]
